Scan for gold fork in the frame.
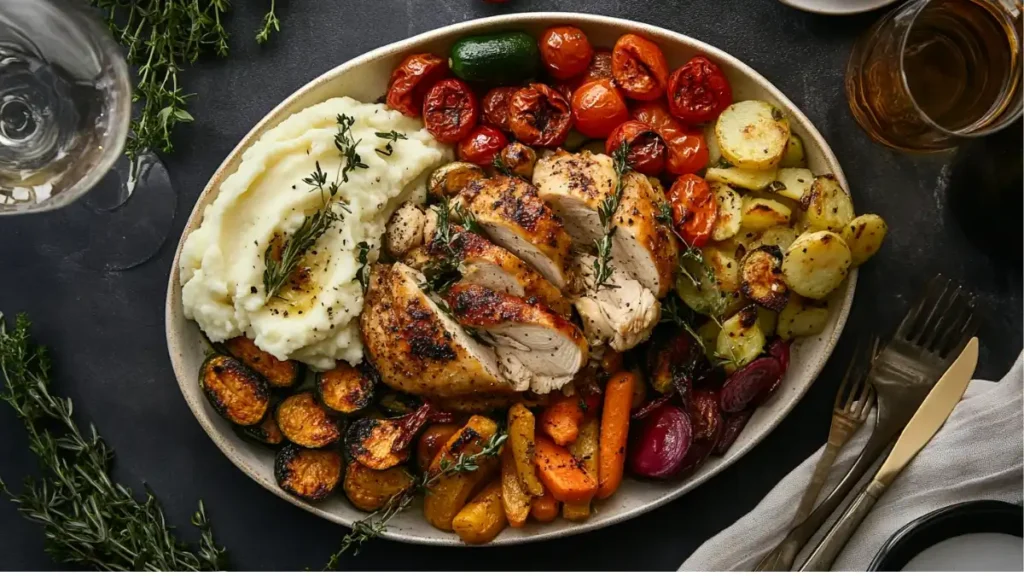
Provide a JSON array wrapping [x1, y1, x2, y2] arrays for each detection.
[[789, 338, 877, 526]]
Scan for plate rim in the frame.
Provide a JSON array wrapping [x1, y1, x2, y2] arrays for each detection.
[[164, 11, 857, 546], [776, 0, 900, 15]]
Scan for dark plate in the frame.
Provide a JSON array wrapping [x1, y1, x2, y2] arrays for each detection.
[[870, 500, 1024, 571]]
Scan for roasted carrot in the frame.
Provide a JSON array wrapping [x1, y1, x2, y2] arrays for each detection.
[[563, 416, 599, 521], [500, 448, 532, 528], [534, 435, 598, 503], [597, 371, 635, 499], [539, 393, 585, 446], [529, 489, 559, 523]]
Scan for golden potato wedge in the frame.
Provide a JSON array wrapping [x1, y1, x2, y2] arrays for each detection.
[[706, 165, 778, 191], [698, 319, 722, 362], [778, 295, 830, 340], [423, 415, 500, 531], [779, 132, 806, 168], [782, 231, 852, 299], [757, 307, 779, 338], [705, 122, 722, 166], [428, 162, 485, 199], [711, 182, 743, 241], [802, 175, 855, 232], [343, 461, 415, 512], [773, 167, 814, 202], [741, 197, 792, 231], [842, 214, 888, 266], [716, 100, 791, 170], [507, 404, 544, 496], [500, 449, 532, 528], [749, 225, 799, 253], [705, 245, 742, 293], [740, 245, 789, 311], [716, 305, 766, 373], [563, 417, 599, 521], [452, 480, 507, 544]]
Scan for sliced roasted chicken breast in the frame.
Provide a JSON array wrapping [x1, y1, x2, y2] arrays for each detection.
[[610, 171, 678, 298], [359, 263, 511, 397], [533, 150, 617, 247], [461, 175, 572, 288], [403, 226, 571, 317], [442, 284, 588, 394], [571, 253, 660, 352]]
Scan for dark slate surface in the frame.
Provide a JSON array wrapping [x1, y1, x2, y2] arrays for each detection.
[[1, 0, 1020, 570]]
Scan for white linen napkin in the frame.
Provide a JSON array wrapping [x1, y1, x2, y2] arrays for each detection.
[[681, 352, 1024, 572]]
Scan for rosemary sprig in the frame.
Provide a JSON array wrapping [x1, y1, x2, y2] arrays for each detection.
[[0, 314, 226, 571], [592, 141, 631, 289], [355, 241, 371, 293], [374, 130, 407, 157], [326, 429, 508, 564], [256, 0, 280, 44]]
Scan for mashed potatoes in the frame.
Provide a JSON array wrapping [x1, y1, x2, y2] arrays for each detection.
[[180, 97, 450, 369]]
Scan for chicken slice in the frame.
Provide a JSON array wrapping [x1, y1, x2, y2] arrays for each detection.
[[610, 171, 678, 298], [533, 150, 617, 247], [571, 252, 661, 352], [403, 226, 571, 318], [442, 284, 589, 394], [359, 263, 511, 397], [461, 175, 572, 288]]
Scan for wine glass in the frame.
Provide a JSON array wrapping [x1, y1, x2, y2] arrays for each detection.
[[0, 0, 176, 270]]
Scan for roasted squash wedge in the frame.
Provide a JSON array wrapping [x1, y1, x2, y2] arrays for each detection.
[[276, 391, 341, 448], [342, 461, 415, 512], [274, 444, 343, 501], [423, 415, 500, 531], [316, 361, 376, 415]]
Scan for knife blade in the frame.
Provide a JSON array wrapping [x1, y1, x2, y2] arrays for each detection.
[[874, 337, 979, 486]]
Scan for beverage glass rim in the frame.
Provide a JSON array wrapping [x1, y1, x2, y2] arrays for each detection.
[[0, 0, 131, 216], [898, 0, 1023, 139]]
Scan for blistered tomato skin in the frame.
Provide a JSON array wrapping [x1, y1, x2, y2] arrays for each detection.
[[508, 83, 573, 147], [386, 53, 448, 117], [571, 79, 630, 139], [667, 173, 717, 247], [481, 87, 517, 132], [611, 34, 669, 101], [457, 126, 509, 166], [632, 102, 709, 175], [539, 26, 594, 80], [580, 49, 613, 86], [667, 55, 733, 125], [422, 78, 479, 144], [605, 120, 666, 176]]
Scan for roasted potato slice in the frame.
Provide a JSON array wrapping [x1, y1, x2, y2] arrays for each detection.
[[676, 255, 727, 317], [500, 448, 532, 528], [428, 162, 486, 199], [782, 231, 852, 299], [779, 133, 806, 168], [563, 416, 599, 521], [705, 245, 742, 293], [802, 175, 855, 232], [716, 306, 766, 373], [317, 362, 376, 415], [223, 336, 303, 389], [423, 416, 500, 531], [697, 320, 722, 362], [452, 480, 507, 544], [842, 214, 888, 266], [200, 355, 269, 427], [711, 182, 743, 241], [705, 122, 722, 166], [741, 197, 792, 231], [706, 165, 778, 191], [757, 307, 779, 338], [715, 100, 791, 170], [778, 295, 831, 340], [740, 246, 789, 311], [274, 445, 342, 501], [343, 461, 415, 512], [497, 142, 538, 180], [507, 404, 544, 496], [773, 167, 814, 202], [276, 391, 341, 448], [749, 225, 799, 253]]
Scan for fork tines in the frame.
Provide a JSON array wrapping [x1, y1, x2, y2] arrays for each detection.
[[895, 275, 978, 358]]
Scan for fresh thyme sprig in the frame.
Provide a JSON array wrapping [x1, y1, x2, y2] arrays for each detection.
[[0, 314, 226, 571], [660, 294, 706, 353], [256, 0, 280, 44], [374, 130, 407, 157], [326, 429, 508, 565], [592, 141, 631, 289], [492, 154, 513, 177], [452, 203, 481, 234], [355, 241, 371, 293], [335, 114, 368, 183], [420, 198, 467, 294]]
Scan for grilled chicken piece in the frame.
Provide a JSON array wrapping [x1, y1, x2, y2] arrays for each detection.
[[385, 202, 428, 258], [533, 150, 617, 247], [359, 263, 512, 397], [460, 175, 572, 288], [443, 284, 589, 394], [571, 253, 660, 352], [403, 226, 571, 318], [610, 172, 678, 298]]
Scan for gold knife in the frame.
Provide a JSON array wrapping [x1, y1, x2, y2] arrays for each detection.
[[799, 337, 980, 571]]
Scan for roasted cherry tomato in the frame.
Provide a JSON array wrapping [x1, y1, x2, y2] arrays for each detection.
[[580, 49, 614, 86], [481, 87, 517, 132], [611, 34, 669, 101], [551, 81, 575, 102], [666, 174, 717, 247], [667, 55, 733, 125], [386, 53, 448, 117], [508, 83, 572, 147], [571, 79, 629, 139], [539, 26, 594, 80], [632, 102, 709, 175], [422, 78, 479, 144], [457, 126, 509, 166], [606, 121, 666, 176]]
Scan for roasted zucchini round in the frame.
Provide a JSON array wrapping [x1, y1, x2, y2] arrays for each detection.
[[344, 417, 409, 471], [274, 444, 343, 501], [275, 392, 342, 448], [316, 362, 376, 415], [741, 245, 789, 312], [342, 461, 416, 512], [241, 412, 285, 446], [199, 355, 269, 426], [223, 336, 303, 389], [377, 390, 423, 417]]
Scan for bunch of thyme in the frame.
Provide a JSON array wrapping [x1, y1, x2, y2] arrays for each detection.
[[592, 141, 631, 289]]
